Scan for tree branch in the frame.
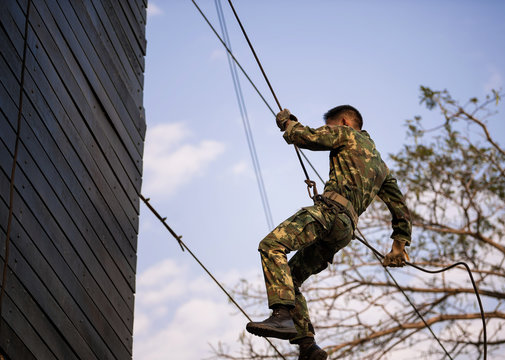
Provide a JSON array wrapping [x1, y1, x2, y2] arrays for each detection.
[[412, 222, 505, 255], [355, 281, 505, 299], [328, 312, 504, 353]]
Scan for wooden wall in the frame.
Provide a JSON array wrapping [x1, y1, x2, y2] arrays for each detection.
[[0, 0, 146, 358]]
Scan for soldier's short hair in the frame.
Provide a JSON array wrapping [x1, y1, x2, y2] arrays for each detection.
[[324, 105, 363, 130]]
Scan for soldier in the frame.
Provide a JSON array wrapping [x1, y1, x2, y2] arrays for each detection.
[[246, 105, 412, 360]]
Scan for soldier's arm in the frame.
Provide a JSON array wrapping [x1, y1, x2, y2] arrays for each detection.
[[377, 172, 412, 246], [282, 121, 344, 150]]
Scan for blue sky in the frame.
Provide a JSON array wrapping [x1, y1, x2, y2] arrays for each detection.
[[133, 1, 505, 358]]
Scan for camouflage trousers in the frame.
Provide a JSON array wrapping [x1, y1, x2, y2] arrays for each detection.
[[258, 200, 353, 343]]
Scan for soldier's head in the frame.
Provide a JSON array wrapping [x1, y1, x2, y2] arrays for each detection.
[[324, 105, 363, 130]]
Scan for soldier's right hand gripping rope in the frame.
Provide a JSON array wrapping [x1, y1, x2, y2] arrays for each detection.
[[276, 108, 298, 131]]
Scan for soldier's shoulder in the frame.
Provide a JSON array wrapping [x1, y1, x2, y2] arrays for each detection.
[[358, 129, 372, 138], [356, 130, 376, 144]]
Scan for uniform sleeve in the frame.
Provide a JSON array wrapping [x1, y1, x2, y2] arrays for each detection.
[[377, 172, 412, 246], [283, 121, 345, 150]]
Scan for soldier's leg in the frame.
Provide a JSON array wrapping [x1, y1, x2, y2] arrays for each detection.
[[290, 213, 353, 287], [246, 209, 327, 340], [289, 213, 354, 342], [258, 209, 326, 309], [290, 286, 315, 342]]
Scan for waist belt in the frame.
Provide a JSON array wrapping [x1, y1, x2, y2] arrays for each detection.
[[321, 191, 359, 229]]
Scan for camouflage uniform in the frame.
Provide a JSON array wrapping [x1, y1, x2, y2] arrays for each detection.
[[258, 121, 411, 343]]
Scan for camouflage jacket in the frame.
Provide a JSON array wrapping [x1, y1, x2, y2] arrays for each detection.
[[283, 121, 412, 245]]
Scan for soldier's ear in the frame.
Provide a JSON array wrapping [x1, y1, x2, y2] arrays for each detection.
[[342, 117, 359, 130], [328, 117, 343, 126]]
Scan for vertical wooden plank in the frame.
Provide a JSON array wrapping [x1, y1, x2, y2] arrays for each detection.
[[0, 71, 136, 305], [0, 37, 133, 294], [0, 99, 134, 346], [130, 0, 147, 24], [114, 0, 147, 55], [101, 0, 146, 62], [84, 0, 144, 103], [1, 0, 146, 357], [6, 0, 142, 233], [0, 31, 139, 275], [35, 0, 144, 198], [0, 135, 132, 359], [0, 317, 37, 360], [48, 0, 147, 150], [0, 155, 131, 360], [0, 293, 56, 360], [0, 223, 100, 360], [0, 25, 136, 289], [0, 244, 81, 360]]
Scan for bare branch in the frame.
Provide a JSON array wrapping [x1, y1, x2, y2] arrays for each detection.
[[328, 312, 505, 353]]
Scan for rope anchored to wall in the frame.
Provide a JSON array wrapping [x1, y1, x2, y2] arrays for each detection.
[[140, 195, 288, 360]]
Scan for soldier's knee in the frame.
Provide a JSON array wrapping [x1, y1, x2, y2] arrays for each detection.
[[258, 234, 285, 253]]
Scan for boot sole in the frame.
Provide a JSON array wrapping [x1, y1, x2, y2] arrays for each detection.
[[246, 322, 298, 340]]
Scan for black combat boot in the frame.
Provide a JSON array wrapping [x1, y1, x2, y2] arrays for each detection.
[[298, 337, 328, 360], [246, 305, 297, 340]]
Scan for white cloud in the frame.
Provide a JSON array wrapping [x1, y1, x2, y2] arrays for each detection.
[[147, 3, 163, 17], [134, 298, 244, 360], [142, 123, 225, 197], [231, 160, 249, 175], [133, 258, 261, 360], [138, 258, 184, 287], [140, 278, 188, 305]]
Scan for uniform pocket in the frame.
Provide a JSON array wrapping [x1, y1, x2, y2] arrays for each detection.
[[323, 213, 353, 253]]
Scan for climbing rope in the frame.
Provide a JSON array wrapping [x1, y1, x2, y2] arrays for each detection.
[[140, 195, 287, 360], [190, 0, 276, 116], [355, 230, 486, 360], [225, 0, 319, 199], [225, 0, 281, 111], [0, 0, 32, 346], [214, 0, 274, 230], [357, 231, 453, 359], [190, 0, 320, 200]]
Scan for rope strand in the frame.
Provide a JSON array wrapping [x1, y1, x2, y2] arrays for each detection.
[[190, 0, 276, 116], [140, 195, 287, 360], [356, 231, 453, 359], [214, 0, 274, 230], [225, 0, 282, 111], [355, 230, 487, 360], [224, 0, 316, 196], [190, 0, 321, 194]]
